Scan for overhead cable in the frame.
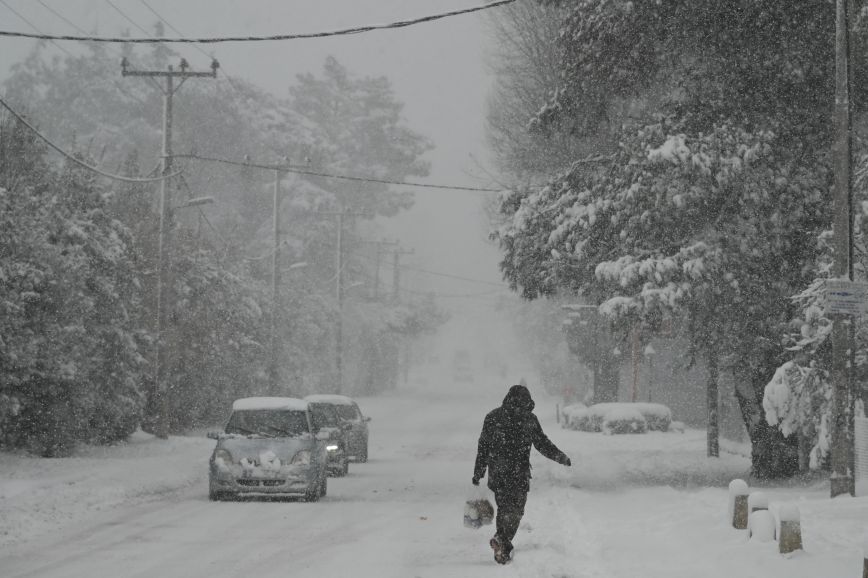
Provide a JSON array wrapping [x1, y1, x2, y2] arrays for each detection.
[[0, 95, 179, 183], [176, 153, 503, 193], [34, 0, 154, 107], [0, 0, 516, 44], [136, 0, 246, 94], [0, 0, 73, 56], [348, 249, 507, 287]]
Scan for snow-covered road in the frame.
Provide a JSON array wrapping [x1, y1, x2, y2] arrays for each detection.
[[1, 375, 865, 577]]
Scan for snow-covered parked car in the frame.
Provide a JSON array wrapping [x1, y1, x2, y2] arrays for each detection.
[[307, 399, 350, 477], [305, 394, 370, 462], [208, 397, 329, 502], [562, 402, 673, 434]]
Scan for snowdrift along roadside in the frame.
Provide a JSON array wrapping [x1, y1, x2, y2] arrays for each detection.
[[0, 429, 212, 548]]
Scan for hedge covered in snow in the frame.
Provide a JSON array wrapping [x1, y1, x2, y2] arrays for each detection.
[[562, 402, 673, 434]]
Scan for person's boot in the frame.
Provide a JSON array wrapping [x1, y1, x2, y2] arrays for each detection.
[[490, 536, 509, 564]]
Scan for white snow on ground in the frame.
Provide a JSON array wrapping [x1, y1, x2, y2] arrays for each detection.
[[0, 430, 213, 548], [0, 372, 866, 578]]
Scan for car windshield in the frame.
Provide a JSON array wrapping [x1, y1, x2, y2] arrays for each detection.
[[309, 403, 341, 429], [335, 404, 361, 421], [224, 409, 309, 437]]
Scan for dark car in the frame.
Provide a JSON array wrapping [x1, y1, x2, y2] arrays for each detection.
[[305, 395, 370, 462], [207, 397, 329, 502], [308, 401, 350, 477]]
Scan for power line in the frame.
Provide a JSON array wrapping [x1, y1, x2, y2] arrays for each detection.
[[136, 0, 246, 94], [34, 0, 154, 107], [104, 0, 152, 37], [176, 153, 503, 193], [0, 0, 516, 44], [348, 249, 507, 287], [0, 0, 73, 57], [0, 95, 179, 183]]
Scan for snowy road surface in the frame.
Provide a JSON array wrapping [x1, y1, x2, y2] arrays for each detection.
[[1, 375, 866, 578]]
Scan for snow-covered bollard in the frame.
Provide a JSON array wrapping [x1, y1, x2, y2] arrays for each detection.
[[729, 479, 750, 529], [748, 491, 768, 513], [863, 540, 868, 578], [748, 510, 776, 542], [777, 504, 802, 554]]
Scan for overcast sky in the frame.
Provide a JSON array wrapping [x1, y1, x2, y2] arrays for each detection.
[[0, 0, 508, 305]]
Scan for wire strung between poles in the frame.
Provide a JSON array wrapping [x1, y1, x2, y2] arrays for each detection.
[[0, 0, 516, 44], [0, 95, 181, 184], [175, 153, 503, 193]]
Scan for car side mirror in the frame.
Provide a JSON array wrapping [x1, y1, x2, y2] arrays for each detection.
[[207, 431, 220, 440], [363, 416, 371, 423]]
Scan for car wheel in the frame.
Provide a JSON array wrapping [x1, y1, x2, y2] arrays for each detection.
[[320, 475, 328, 497], [342, 458, 349, 477], [305, 482, 321, 502], [359, 443, 368, 463]]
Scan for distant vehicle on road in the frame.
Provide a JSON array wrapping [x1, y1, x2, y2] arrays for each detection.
[[305, 395, 371, 463], [207, 397, 328, 502], [307, 399, 350, 477]]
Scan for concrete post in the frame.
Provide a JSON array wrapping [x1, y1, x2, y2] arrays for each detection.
[[778, 504, 802, 554], [729, 479, 750, 529]]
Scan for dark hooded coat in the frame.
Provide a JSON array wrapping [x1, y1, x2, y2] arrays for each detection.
[[473, 385, 569, 493]]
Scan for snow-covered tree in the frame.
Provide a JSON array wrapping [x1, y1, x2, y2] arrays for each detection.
[[490, 0, 863, 478]]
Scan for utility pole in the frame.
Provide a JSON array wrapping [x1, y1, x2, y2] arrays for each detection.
[[269, 165, 286, 394], [390, 246, 415, 386], [336, 210, 344, 394], [122, 57, 218, 439], [313, 209, 370, 394], [359, 239, 399, 300], [831, 0, 855, 497], [391, 246, 415, 303]]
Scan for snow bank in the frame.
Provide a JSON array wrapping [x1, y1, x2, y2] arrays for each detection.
[[232, 397, 308, 411], [0, 430, 212, 548]]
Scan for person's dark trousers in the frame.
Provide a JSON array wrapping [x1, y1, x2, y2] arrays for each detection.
[[493, 487, 528, 553]]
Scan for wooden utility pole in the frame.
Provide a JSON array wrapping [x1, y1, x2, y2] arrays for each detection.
[[359, 239, 399, 300], [391, 246, 415, 303], [831, 0, 856, 497], [122, 57, 218, 439], [269, 165, 286, 394], [336, 211, 344, 393], [313, 209, 370, 393]]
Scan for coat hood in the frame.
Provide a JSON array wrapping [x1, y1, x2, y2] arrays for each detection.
[[502, 384, 535, 413]]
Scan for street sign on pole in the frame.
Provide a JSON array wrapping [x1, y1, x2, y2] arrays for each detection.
[[824, 279, 868, 316]]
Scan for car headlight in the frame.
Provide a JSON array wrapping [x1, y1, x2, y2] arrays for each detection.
[[326, 444, 339, 452], [291, 450, 311, 465], [213, 448, 233, 465]]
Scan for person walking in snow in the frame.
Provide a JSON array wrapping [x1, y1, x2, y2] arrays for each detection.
[[472, 384, 571, 564]]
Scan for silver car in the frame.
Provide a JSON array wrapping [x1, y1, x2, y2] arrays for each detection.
[[305, 394, 370, 462], [208, 397, 329, 501]]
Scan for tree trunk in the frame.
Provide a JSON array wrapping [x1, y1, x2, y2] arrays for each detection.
[[594, 353, 620, 403], [707, 351, 720, 458], [733, 369, 799, 479]]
